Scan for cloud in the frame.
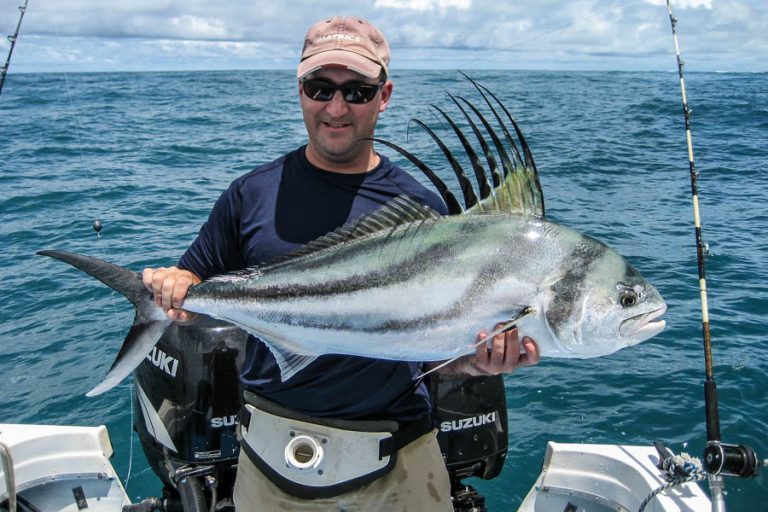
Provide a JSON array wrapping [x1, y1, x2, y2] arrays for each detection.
[[163, 15, 229, 39], [645, 0, 713, 8], [1, 0, 765, 72], [374, 0, 471, 10]]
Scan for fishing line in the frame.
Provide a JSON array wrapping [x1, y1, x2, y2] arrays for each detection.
[[55, 38, 123, 323], [124, 383, 135, 488], [53, 24, 141, 493], [60, 59, 108, 242], [4, 1, 139, 490]]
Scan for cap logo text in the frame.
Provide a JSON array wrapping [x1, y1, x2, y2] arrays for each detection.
[[317, 33, 362, 43]]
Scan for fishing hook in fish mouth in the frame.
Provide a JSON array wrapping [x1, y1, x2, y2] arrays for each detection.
[[619, 305, 667, 340]]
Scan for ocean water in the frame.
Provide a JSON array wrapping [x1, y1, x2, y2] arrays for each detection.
[[1, 69, 766, 510]]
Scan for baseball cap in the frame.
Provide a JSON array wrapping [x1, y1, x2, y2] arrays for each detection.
[[297, 17, 390, 80]]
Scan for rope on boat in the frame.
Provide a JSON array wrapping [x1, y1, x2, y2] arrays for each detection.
[[638, 452, 706, 512], [0, 441, 17, 512]]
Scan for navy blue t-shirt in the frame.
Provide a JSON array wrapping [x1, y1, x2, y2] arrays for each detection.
[[178, 146, 448, 423]]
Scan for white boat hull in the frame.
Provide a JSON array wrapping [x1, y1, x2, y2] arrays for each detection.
[[518, 442, 711, 511], [2, 424, 714, 511], [0, 423, 130, 511]]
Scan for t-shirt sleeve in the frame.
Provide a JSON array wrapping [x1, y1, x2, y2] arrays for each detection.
[[178, 182, 246, 279]]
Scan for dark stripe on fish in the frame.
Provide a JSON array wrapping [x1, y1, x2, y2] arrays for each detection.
[[545, 238, 609, 340], [228, 236, 522, 335], [191, 219, 482, 302]]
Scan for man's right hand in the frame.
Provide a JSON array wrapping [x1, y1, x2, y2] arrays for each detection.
[[142, 266, 202, 324]]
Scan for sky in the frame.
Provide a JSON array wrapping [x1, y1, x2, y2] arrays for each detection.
[[1, 0, 766, 74]]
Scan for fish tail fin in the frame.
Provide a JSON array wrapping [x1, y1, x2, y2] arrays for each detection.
[[39, 250, 148, 307], [38, 250, 171, 396]]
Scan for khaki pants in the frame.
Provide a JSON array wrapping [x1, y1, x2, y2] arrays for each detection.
[[233, 429, 453, 511]]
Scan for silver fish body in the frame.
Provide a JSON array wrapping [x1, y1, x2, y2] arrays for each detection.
[[40, 198, 666, 394]]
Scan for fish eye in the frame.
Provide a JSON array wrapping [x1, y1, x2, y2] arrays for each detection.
[[620, 289, 638, 307]]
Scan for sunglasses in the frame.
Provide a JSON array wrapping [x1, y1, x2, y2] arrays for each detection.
[[302, 78, 385, 104]]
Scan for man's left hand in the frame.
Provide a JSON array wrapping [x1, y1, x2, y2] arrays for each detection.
[[432, 325, 540, 376]]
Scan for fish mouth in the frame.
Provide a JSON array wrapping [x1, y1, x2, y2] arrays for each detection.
[[619, 305, 667, 341]]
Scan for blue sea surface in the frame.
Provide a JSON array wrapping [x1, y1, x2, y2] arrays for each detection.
[[1, 69, 766, 509]]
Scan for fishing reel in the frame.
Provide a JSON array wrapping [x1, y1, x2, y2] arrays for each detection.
[[703, 441, 763, 478]]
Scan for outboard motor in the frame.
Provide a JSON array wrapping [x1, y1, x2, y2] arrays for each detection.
[[431, 374, 509, 512], [128, 322, 508, 512], [130, 318, 247, 511]]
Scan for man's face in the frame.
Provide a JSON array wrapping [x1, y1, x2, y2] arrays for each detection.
[[299, 67, 392, 172]]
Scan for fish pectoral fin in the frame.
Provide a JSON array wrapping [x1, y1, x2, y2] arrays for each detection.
[[263, 343, 318, 382]]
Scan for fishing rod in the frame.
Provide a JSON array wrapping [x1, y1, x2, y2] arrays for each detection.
[[0, 0, 29, 96], [664, 2, 763, 510]]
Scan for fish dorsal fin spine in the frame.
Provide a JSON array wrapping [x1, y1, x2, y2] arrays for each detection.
[[204, 196, 441, 281], [376, 73, 545, 219], [469, 157, 541, 216], [281, 195, 441, 260], [201, 195, 441, 282]]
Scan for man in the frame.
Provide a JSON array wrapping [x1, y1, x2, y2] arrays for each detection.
[[143, 16, 539, 512]]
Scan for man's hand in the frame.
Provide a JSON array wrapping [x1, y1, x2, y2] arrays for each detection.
[[431, 324, 540, 376], [142, 266, 201, 324]]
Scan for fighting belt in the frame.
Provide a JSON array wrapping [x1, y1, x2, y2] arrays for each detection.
[[237, 391, 432, 499]]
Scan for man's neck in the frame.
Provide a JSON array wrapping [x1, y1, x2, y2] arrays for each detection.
[[304, 145, 381, 174]]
